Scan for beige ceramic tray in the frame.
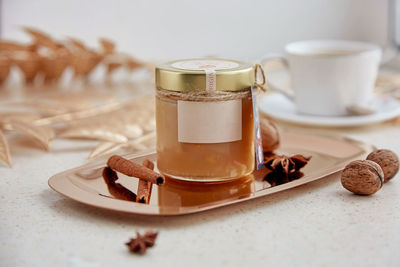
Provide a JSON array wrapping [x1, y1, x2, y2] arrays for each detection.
[[48, 132, 373, 216]]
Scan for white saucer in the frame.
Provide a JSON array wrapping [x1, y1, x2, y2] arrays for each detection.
[[259, 93, 400, 127]]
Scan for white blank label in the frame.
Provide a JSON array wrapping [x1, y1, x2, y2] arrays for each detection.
[[177, 100, 242, 143]]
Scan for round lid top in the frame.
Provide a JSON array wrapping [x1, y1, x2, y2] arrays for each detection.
[[155, 58, 255, 92]]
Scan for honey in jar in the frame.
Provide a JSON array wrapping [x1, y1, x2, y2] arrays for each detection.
[[155, 58, 256, 182]]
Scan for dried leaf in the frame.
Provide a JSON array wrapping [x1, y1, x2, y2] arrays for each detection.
[[127, 131, 156, 150], [99, 38, 116, 54], [26, 92, 105, 113], [0, 59, 10, 83], [88, 131, 155, 160], [12, 51, 41, 83], [0, 130, 12, 167], [0, 112, 41, 123], [4, 121, 55, 150], [1, 91, 115, 125], [106, 62, 122, 75], [34, 103, 122, 126], [70, 50, 103, 77], [0, 41, 31, 51], [122, 124, 143, 139], [127, 58, 144, 71], [9, 102, 70, 116], [88, 141, 125, 159], [128, 142, 148, 151], [59, 128, 128, 143], [41, 49, 71, 82], [22, 27, 59, 50], [68, 38, 87, 50]]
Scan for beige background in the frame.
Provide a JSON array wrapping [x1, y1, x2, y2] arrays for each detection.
[[1, 0, 391, 61]]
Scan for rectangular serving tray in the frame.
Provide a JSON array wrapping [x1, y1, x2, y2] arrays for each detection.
[[48, 132, 373, 216]]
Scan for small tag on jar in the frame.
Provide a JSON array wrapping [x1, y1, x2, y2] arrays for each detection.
[[204, 69, 216, 92], [251, 85, 264, 170], [177, 100, 242, 143]]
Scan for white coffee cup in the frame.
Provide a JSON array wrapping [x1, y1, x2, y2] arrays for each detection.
[[261, 40, 382, 116]]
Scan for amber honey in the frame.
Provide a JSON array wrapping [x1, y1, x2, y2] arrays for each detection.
[[155, 58, 256, 182], [158, 175, 255, 208], [156, 96, 254, 181]]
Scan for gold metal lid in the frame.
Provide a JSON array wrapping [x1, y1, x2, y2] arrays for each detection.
[[156, 58, 255, 92]]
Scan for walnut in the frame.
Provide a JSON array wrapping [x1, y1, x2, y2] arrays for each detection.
[[260, 117, 280, 152], [341, 160, 384, 195], [366, 149, 399, 182]]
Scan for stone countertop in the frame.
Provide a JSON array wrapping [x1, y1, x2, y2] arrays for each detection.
[[1, 121, 400, 267]]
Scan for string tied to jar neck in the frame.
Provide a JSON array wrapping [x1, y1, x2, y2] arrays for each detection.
[[156, 63, 267, 102], [254, 63, 268, 92]]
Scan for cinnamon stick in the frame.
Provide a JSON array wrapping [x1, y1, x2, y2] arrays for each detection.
[[107, 155, 164, 185], [102, 167, 137, 201], [136, 159, 154, 204]]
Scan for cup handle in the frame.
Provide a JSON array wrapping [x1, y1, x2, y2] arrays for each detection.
[[260, 53, 294, 101]]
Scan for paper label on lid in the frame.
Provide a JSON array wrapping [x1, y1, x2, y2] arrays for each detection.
[[171, 59, 239, 71], [177, 100, 242, 143]]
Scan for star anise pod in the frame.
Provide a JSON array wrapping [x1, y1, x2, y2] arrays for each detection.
[[125, 231, 158, 254], [264, 153, 311, 185]]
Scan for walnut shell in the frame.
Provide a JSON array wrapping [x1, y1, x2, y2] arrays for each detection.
[[260, 117, 280, 152], [366, 149, 399, 182], [341, 160, 384, 195]]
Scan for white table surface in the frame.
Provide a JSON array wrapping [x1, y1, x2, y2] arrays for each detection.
[[1, 120, 400, 267]]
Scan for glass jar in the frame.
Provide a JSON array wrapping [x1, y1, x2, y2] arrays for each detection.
[[155, 58, 255, 182]]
